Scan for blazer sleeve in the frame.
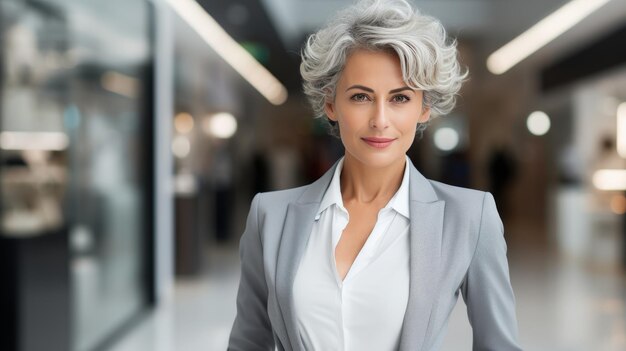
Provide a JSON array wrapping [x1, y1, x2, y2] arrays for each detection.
[[460, 192, 523, 351], [228, 193, 275, 351]]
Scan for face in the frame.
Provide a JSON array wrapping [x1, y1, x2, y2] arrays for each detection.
[[324, 49, 430, 170]]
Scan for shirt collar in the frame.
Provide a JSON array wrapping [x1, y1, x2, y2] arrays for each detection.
[[315, 155, 411, 220], [388, 156, 410, 219], [315, 157, 346, 220]]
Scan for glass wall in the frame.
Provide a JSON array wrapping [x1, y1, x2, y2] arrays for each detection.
[[0, 0, 154, 350]]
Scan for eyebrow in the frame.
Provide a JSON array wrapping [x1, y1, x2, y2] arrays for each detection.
[[345, 85, 414, 94]]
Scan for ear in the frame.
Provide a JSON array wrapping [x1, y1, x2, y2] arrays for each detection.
[[418, 106, 431, 123], [324, 100, 338, 122]]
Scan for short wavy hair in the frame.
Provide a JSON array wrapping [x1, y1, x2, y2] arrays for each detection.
[[300, 0, 468, 137]]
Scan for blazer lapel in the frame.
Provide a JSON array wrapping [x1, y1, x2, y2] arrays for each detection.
[[399, 160, 445, 351], [275, 161, 338, 351]]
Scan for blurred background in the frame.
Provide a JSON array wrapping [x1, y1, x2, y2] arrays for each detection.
[[0, 0, 625, 350]]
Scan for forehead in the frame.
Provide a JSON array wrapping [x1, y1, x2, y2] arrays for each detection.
[[338, 49, 405, 87]]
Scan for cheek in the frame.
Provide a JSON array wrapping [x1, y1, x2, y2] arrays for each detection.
[[403, 130, 417, 145], [399, 113, 420, 134], [338, 120, 359, 144], [336, 110, 363, 132]]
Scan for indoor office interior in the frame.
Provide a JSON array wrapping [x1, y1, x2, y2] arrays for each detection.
[[0, 0, 625, 350]]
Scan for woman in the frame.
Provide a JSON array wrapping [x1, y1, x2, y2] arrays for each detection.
[[228, 0, 523, 350]]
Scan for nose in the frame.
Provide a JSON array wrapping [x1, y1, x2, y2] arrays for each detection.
[[370, 99, 389, 130]]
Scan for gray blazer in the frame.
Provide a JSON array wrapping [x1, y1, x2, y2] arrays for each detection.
[[228, 158, 522, 351]]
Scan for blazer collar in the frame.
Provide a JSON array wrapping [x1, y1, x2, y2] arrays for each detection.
[[276, 156, 445, 351]]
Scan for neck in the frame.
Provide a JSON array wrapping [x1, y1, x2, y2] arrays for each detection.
[[340, 153, 406, 205]]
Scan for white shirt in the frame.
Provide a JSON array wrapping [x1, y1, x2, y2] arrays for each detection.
[[293, 156, 411, 351]]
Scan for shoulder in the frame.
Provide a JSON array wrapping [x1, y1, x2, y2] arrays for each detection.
[[255, 184, 310, 208], [248, 184, 318, 250], [426, 179, 499, 229], [250, 183, 318, 225], [428, 179, 487, 207], [425, 181, 505, 268]]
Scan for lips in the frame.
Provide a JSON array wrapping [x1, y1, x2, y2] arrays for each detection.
[[362, 137, 396, 149]]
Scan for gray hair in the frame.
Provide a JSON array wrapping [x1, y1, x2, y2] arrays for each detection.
[[300, 0, 468, 137]]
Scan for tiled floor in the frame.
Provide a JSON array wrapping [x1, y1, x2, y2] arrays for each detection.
[[109, 222, 626, 351], [108, 245, 242, 351]]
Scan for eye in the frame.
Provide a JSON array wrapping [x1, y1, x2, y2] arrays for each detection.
[[350, 93, 370, 102], [392, 94, 410, 103]]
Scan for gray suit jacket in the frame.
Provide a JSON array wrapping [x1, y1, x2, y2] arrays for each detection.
[[228, 158, 522, 351]]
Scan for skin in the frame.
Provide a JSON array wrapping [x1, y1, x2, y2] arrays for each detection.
[[324, 48, 431, 281]]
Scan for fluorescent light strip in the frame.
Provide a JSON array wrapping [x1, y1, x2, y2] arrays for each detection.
[[167, 0, 288, 105], [0, 132, 69, 151], [593, 169, 626, 191], [487, 0, 611, 75], [618, 102, 626, 158]]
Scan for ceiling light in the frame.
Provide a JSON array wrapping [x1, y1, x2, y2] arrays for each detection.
[[526, 111, 551, 136], [487, 0, 611, 75], [593, 169, 626, 191], [172, 135, 191, 158], [610, 194, 626, 214], [433, 127, 459, 151], [167, 0, 288, 105], [175, 172, 198, 195], [203, 112, 238, 139], [0, 131, 69, 151], [174, 112, 194, 134]]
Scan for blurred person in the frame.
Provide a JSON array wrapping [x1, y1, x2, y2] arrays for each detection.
[[228, 0, 522, 350], [487, 144, 518, 222], [213, 147, 234, 242], [441, 150, 471, 188]]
